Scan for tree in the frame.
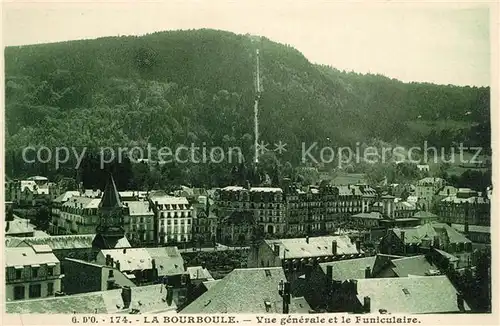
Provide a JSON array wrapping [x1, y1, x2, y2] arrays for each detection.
[[35, 205, 51, 231]]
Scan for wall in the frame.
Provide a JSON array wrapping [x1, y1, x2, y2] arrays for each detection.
[[247, 242, 281, 268], [62, 259, 103, 294], [6, 279, 61, 301], [5, 263, 62, 301]]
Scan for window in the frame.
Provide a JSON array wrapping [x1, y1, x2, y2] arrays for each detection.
[[47, 266, 54, 277], [15, 269, 22, 280], [47, 283, 54, 296], [29, 284, 42, 298], [108, 270, 114, 278], [32, 267, 39, 278], [14, 286, 25, 300]]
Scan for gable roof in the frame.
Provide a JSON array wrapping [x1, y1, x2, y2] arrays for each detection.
[[5, 246, 59, 267], [392, 223, 471, 245], [5, 218, 35, 235], [5, 284, 177, 314], [187, 266, 214, 281], [319, 256, 377, 281], [100, 248, 152, 271], [389, 255, 438, 277], [145, 247, 185, 276], [181, 267, 309, 313], [265, 235, 362, 259], [356, 275, 470, 313]]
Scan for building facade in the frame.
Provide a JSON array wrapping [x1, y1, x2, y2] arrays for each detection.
[[5, 245, 63, 301], [150, 196, 195, 244]]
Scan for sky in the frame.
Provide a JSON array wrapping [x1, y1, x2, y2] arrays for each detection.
[[2, 0, 493, 86]]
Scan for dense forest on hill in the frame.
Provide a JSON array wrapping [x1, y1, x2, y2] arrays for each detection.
[[4, 29, 491, 189]]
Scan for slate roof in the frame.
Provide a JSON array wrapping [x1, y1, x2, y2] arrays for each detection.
[[356, 275, 470, 313], [181, 267, 310, 313], [5, 246, 59, 267], [435, 249, 459, 262], [187, 266, 214, 281], [412, 211, 439, 219], [452, 224, 490, 234], [53, 191, 81, 203], [146, 247, 185, 276], [265, 235, 362, 259], [393, 223, 471, 245], [9, 234, 131, 250], [62, 196, 101, 209], [389, 255, 438, 277], [441, 194, 489, 204], [101, 248, 152, 271], [5, 284, 177, 314], [5, 218, 35, 236], [126, 201, 154, 216], [202, 280, 221, 291], [319, 256, 377, 281], [352, 212, 382, 220], [99, 174, 123, 209]]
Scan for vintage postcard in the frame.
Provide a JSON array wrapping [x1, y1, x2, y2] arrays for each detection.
[[1, 0, 498, 325]]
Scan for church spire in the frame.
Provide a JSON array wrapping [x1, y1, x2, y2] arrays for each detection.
[[99, 173, 122, 209], [92, 173, 126, 253]]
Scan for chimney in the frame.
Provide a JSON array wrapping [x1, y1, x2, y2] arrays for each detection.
[[457, 292, 465, 312], [433, 235, 440, 249], [155, 201, 159, 208], [152, 258, 156, 271], [105, 254, 111, 266], [166, 285, 174, 306], [326, 265, 333, 280], [355, 239, 361, 252], [273, 244, 280, 256], [363, 296, 371, 313], [305, 263, 313, 279], [350, 279, 358, 295], [115, 260, 121, 270], [400, 231, 406, 254], [365, 266, 371, 278], [121, 286, 132, 309], [332, 240, 337, 255], [306, 236, 309, 244], [123, 248, 127, 254]]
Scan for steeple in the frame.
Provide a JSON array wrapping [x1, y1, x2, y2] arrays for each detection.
[[92, 173, 126, 253], [99, 173, 122, 210]]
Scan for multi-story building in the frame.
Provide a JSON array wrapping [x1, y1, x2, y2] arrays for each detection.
[[415, 177, 446, 211], [215, 186, 286, 237], [8, 176, 53, 207], [150, 196, 195, 244], [437, 188, 490, 226], [215, 183, 379, 240], [5, 245, 63, 301], [192, 196, 217, 246], [379, 222, 473, 269], [56, 196, 101, 235], [124, 201, 155, 246], [50, 191, 81, 234]]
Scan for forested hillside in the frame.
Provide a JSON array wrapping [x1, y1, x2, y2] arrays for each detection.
[[4, 29, 491, 189]]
